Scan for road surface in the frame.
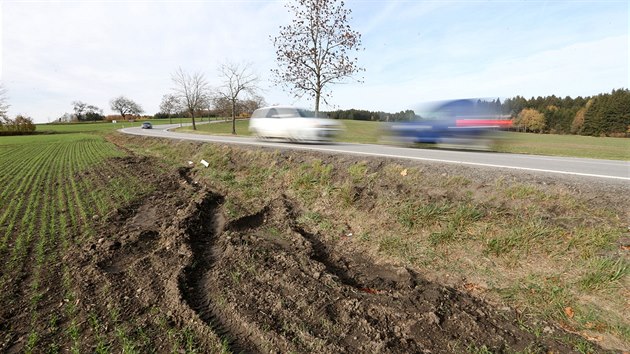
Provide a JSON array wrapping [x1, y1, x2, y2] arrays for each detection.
[[120, 123, 630, 182]]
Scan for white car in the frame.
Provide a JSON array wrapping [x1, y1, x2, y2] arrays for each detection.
[[248, 106, 343, 142]]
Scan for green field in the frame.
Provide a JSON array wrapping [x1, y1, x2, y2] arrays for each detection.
[[0, 133, 160, 352], [494, 132, 630, 160], [37, 119, 181, 134], [176, 119, 630, 160]]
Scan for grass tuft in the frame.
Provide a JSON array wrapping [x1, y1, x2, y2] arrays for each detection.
[[578, 257, 628, 291]]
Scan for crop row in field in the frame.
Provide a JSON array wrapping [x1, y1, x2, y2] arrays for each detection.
[[0, 134, 157, 352]]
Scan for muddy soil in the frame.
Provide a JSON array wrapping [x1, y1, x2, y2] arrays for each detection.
[[67, 164, 592, 353]]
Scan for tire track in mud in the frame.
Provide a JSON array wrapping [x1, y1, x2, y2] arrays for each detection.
[[281, 196, 420, 292], [179, 192, 256, 354]]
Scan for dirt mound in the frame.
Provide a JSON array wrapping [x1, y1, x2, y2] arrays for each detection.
[[63, 165, 588, 353]]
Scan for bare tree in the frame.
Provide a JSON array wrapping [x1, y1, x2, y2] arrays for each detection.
[[171, 68, 210, 130], [241, 94, 267, 116], [213, 94, 266, 119], [216, 62, 259, 135], [0, 84, 10, 119], [72, 101, 103, 122], [110, 96, 144, 119], [72, 101, 88, 119], [272, 0, 363, 116], [159, 94, 181, 124]]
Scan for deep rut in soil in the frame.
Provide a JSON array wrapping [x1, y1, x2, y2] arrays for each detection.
[[179, 192, 260, 353]]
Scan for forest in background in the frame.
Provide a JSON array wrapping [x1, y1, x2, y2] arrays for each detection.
[[326, 88, 630, 137]]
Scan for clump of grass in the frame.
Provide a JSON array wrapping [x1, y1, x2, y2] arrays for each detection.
[[429, 225, 459, 245], [428, 203, 485, 245], [297, 211, 334, 234], [504, 184, 550, 201], [25, 330, 38, 353], [466, 344, 493, 354], [498, 273, 575, 320], [290, 160, 334, 204], [378, 235, 421, 263], [484, 219, 558, 258], [347, 162, 369, 184], [396, 200, 451, 230], [440, 175, 471, 188], [578, 257, 628, 291], [565, 227, 621, 260]]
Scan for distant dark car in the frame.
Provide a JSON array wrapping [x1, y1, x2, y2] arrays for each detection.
[[141, 122, 152, 129], [386, 99, 512, 149]]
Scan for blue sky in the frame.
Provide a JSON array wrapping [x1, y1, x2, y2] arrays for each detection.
[[1, 0, 627, 123]]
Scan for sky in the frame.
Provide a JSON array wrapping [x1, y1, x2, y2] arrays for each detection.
[[1, 0, 628, 123]]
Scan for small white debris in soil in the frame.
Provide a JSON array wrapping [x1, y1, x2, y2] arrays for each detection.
[[200, 159, 209, 167], [188, 161, 193, 165]]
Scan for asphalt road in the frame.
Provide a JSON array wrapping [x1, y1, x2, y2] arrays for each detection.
[[120, 123, 630, 182]]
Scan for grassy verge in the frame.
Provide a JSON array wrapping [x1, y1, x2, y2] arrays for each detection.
[[117, 134, 629, 351]]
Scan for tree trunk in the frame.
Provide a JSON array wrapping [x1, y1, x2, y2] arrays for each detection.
[[231, 99, 237, 135], [315, 91, 320, 117], [191, 112, 197, 130]]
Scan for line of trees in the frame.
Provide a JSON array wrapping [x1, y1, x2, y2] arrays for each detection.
[[326, 109, 417, 122], [56, 96, 144, 123], [0, 115, 36, 135], [506, 89, 629, 136], [0, 85, 36, 135], [159, 62, 261, 132]]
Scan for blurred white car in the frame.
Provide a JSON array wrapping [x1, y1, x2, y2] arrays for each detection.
[[248, 106, 343, 142]]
